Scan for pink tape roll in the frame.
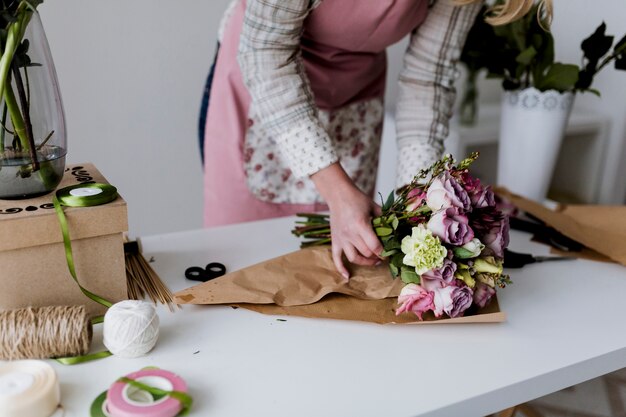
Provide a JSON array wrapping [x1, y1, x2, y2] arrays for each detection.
[[106, 369, 187, 417]]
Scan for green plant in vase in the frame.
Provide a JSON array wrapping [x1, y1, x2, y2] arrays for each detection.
[[0, 0, 66, 199], [484, 4, 625, 94], [459, 3, 626, 126], [487, 4, 626, 202]]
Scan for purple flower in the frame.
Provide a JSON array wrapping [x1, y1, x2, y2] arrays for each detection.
[[427, 207, 475, 246], [459, 171, 495, 209], [426, 171, 472, 212], [460, 171, 481, 193], [432, 284, 474, 318], [396, 284, 434, 320], [473, 282, 496, 309], [470, 186, 496, 209], [471, 208, 510, 258], [420, 259, 457, 291]]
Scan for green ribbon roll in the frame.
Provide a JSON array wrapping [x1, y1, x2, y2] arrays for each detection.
[[53, 183, 119, 366], [52, 183, 119, 310], [90, 391, 109, 417]]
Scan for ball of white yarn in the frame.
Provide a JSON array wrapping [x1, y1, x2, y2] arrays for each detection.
[[103, 300, 159, 358]]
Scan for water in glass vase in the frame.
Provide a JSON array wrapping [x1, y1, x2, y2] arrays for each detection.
[[0, 145, 66, 199]]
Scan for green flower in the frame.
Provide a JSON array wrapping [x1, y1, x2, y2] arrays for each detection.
[[401, 225, 448, 275], [473, 257, 503, 275], [455, 269, 476, 289]]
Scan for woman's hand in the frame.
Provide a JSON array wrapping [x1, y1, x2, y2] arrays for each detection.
[[312, 163, 383, 279]]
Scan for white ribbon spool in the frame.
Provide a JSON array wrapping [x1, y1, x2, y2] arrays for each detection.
[[0, 360, 60, 417]]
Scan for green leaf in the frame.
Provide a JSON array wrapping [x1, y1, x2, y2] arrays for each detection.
[[389, 263, 399, 277], [382, 191, 395, 212], [575, 68, 594, 90], [533, 33, 555, 86], [372, 217, 382, 226], [615, 34, 626, 71], [375, 227, 393, 237], [581, 22, 614, 67], [400, 267, 420, 284], [391, 216, 399, 230], [516, 46, 537, 66], [380, 235, 393, 243], [536, 63, 579, 92], [585, 88, 601, 97], [453, 247, 476, 259], [380, 249, 398, 257], [383, 237, 401, 251], [391, 253, 404, 266]]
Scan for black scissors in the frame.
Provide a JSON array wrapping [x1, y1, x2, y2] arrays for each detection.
[[509, 216, 583, 252], [185, 262, 227, 282], [504, 249, 575, 269]]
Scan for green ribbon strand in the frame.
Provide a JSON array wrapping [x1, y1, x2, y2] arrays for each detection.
[[117, 376, 193, 416], [52, 183, 119, 309], [55, 350, 113, 365]]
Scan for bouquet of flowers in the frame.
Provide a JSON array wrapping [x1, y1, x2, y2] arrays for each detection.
[[293, 153, 511, 320]]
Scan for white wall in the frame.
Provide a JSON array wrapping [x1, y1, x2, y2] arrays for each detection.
[[39, 0, 626, 237], [39, 0, 231, 238]]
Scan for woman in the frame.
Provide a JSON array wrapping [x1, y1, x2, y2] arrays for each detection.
[[200, 0, 551, 278]]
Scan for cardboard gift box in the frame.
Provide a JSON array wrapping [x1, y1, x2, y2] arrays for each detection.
[[0, 163, 128, 316]]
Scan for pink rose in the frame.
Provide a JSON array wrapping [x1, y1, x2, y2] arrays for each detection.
[[396, 284, 434, 320], [473, 282, 496, 309], [470, 208, 510, 258], [427, 207, 475, 246], [432, 284, 474, 318], [406, 188, 427, 212], [426, 172, 472, 212], [420, 259, 457, 291]]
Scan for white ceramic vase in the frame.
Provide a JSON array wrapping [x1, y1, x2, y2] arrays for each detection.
[[497, 87, 574, 202]]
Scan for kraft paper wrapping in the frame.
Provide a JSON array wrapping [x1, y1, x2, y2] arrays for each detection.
[[497, 188, 626, 266], [174, 246, 505, 324]]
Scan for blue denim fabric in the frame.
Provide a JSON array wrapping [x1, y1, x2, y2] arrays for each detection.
[[198, 43, 220, 167]]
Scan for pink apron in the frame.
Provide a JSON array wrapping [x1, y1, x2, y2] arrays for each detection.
[[203, 0, 428, 227]]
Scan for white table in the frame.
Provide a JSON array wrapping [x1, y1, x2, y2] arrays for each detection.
[[51, 216, 626, 417]]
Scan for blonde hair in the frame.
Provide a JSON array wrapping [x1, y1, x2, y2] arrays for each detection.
[[456, 0, 553, 26]]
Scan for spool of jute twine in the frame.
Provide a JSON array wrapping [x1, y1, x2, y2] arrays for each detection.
[[0, 305, 92, 360]]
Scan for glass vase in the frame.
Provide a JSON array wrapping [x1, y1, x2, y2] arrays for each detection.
[[0, 12, 66, 199]]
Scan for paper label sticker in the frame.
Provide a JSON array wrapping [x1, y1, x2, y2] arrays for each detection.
[[69, 187, 103, 197], [0, 371, 35, 397]]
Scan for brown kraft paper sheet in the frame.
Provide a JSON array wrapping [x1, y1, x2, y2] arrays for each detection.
[[174, 246, 505, 324], [497, 188, 626, 266]]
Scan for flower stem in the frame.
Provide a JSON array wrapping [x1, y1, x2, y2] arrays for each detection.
[[4, 80, 28, 151], [0, 5, 31, 155], [11, 60, 38, 171], [0, 105, 5, 154], [596, 41, 626, 73], [0, 6, 28, 108]]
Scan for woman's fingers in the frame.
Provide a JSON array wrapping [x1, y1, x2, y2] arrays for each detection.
[[361, 227, 384, 259], [351, 234, 376, 259], [332, 243, 350, 280], [344, 245, 380, 266]]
